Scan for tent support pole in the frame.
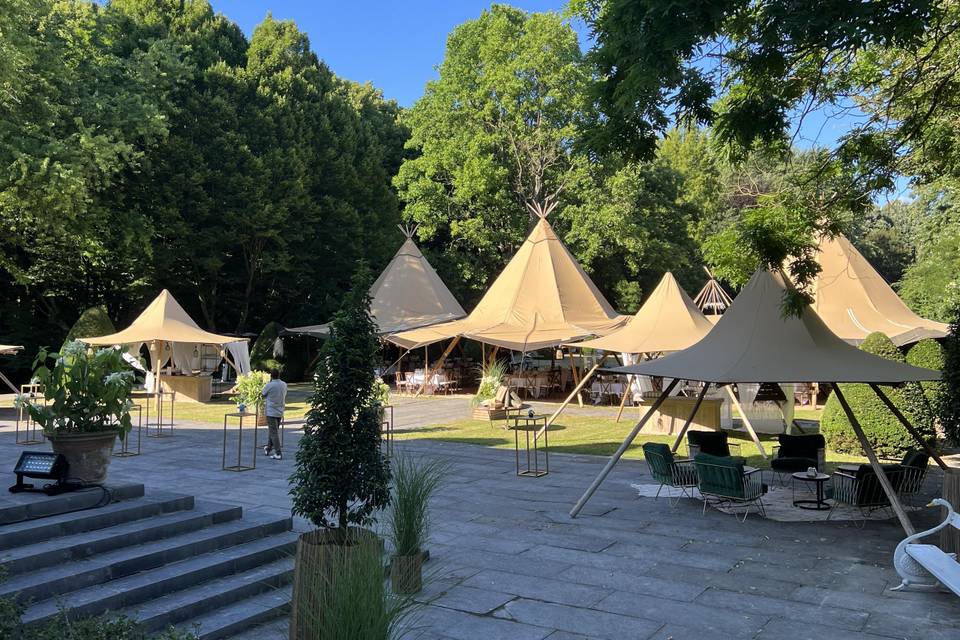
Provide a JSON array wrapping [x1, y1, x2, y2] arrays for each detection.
[[417, 337, 461, 396], [540, 360, 605, 438], [487, 345, 499, 368], [615, 375, 633, 423], [724, 385, 767, 459], [869, 383, 947, 471], [671, 383, 711, 453], [833, 384, 916, 536], [570, 379, 680, 518], [566, 348, 583, 408]]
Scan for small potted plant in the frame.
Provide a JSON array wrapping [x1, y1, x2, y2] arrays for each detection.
[[20, 341, 135, 485], [387, 455, 446, 594], [234, 370, 270, 425]]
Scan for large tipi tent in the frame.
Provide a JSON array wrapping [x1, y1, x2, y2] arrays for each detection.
[[81, 290, 250, 386], [806, 234, 948, 346], [387, 215, 626, 352], [286, 226, 466, 338], [571, 270, 941, 535]]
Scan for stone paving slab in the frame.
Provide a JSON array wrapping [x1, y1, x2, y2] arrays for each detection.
[[2, 402, 959, 640]]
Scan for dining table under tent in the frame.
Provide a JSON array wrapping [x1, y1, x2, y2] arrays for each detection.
[[283, 226, 467, 392], [80, 290, 251, 406], [805, 233, 949, 346], [0, 344, 23, 393], [545, 272, 718, 429], [569, 269, 942, 537], [388, 211, 627, 397]]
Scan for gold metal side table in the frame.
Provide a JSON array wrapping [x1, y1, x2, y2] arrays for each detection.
[[223, 411, 258, 472], [510, 414, 549, 477]]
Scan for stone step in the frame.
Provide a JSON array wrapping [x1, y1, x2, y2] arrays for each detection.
[[0, 483, 145, 526], [0, 500, 242, 575], [0, 490, 193, 550], [179, 584, 293, 640], [2, 512, 293, 604], [20, 530, 298, 627], [120, 557, 294, 634]]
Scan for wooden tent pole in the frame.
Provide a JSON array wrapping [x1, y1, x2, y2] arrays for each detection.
[[671, 383, 711, 453], [570, 379, 680, 518], [540, 360, 605, 438], [833, 384, 916, 536], [566, 348, 584, 408], [724, 385, 767, 459], [417, 337, 461, 396], [487, 345, 499, 368], [0, 370, 18, 395], [869, 383, 947, 470], [615, 375, 633, 423]]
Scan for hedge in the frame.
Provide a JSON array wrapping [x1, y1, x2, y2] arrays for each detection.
[[821, 332, 936, 458], [63, 306, 116, 350], [250, 321, 283, 372], [906, 338, 945, 410]]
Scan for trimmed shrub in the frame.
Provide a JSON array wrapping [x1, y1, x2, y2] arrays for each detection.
[[821, 332, 937, 458], [63, 306, 115, 349], [907, 338, 945, 409], [941, 305, 960, 445]]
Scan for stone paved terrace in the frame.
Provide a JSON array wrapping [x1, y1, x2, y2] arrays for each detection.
[[1, 399, 959, 640]]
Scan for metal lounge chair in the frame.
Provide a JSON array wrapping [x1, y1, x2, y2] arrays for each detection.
[[641, 442, 697, 506], [693, 452, 767, 522]]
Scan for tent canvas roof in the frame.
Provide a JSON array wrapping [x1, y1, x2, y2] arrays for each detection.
[[81, 290, 240, 347], [0, 345, 22, 356], [806, 234, 948, 346], [286, 234, 465, 338], [388, 216, 626, 351], [609, 270, 940, 384], [570, 272, 714, 354]]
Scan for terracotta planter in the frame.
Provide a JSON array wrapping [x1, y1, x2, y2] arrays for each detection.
[[289, 527, 380, 640], [46, 430, 119, 485], [390, 552, 424, 594]]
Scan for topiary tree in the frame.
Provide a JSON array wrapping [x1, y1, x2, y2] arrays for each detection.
[[821, 332, 936, 458], [940, 305, 960, 446], [289, 266, 391, 541], [907, 338, 946, 415], [62, 306, 116, 350]]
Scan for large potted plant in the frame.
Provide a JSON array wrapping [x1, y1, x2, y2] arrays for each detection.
[[234, 370, 270, 425], [387, 455, 446, 594], [288, 266, 392, 639], [21, 341, 135, 485]]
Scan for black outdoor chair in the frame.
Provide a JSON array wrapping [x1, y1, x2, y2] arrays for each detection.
[[642, 442, 698, 506], [896, 449, 930, 507], [828, 463, 908, 525], [687, 431, 741, 458], [770, 434, 826, 485]]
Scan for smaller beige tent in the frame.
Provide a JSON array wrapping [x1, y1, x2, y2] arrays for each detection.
[[573, 272, 714, 354], [388, 215, 626, 352], [693, 268, 733, 324], [807, 234, 948, 345], [286, 226, 466, 338], [81, 290, 250, 401], [571, 270, 942, 536]]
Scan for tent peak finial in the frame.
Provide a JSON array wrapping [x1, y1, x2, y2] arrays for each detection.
[[398, 223, 419, 239], [525, 200, 558, 220]]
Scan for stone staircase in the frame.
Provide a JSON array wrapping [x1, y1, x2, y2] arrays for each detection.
[[0, 484, 296, 639]]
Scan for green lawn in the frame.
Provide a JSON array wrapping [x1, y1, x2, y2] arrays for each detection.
[[394, 413, 865, 471]]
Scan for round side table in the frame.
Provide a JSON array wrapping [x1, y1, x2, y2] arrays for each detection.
[[792, 471, 831, 510]]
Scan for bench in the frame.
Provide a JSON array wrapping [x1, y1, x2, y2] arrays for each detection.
[[893, 498, 960, 595]]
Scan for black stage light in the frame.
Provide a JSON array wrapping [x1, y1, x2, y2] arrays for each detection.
[[9, 452, 73, 495]]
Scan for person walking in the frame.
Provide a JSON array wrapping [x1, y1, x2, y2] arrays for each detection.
[[261, 369, 287, 460]]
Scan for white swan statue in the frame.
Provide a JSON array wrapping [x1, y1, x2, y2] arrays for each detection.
[[892, 498, 958, 592]]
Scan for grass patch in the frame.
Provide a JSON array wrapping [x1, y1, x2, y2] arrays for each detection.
[[394, 414, 866, 471]]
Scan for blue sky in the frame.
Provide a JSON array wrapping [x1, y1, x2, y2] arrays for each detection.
[[210, 1, 580, 108]]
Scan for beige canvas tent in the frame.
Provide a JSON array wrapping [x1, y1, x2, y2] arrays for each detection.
[[81, 290, 250, 402], [574, 272, 713, 354], [570, 270, 942, 536], [286, 227, 466, 338], [806, 234, 948, 346], [387, 215, 626, 352]]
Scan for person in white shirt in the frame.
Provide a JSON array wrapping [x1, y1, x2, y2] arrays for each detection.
[[261, 369, 288, 460]]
